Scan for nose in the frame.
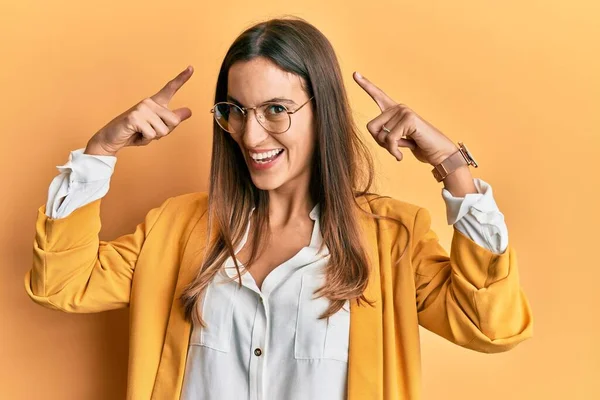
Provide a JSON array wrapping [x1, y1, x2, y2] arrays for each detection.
[[242, 110, 270, 148]]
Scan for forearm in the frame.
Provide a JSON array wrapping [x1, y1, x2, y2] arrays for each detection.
[[441, 165, 477, 197]]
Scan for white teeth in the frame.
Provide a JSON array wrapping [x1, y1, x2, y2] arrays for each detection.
[[250, 149, 283, 161]]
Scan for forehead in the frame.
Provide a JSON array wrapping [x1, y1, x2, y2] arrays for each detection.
[[227, 57, 305, 105]]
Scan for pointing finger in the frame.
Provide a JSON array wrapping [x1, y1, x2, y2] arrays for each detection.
[[151, 65, 194, 106], [353, 71, 396, 112]]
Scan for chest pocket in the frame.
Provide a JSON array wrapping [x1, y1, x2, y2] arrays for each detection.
[[189, 275, 240, 353], [294, 273, 350, 363]]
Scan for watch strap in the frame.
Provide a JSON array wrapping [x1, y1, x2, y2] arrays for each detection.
[[431, 147, 469, 182]]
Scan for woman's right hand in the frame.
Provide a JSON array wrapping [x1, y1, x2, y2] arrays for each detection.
[[84, 65, 194, 156]]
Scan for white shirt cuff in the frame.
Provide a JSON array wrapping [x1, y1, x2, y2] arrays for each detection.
[[46, 148, 117, 219], [441, 178, 509, 254]]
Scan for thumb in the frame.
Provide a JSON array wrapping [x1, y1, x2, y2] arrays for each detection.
[[172, 107, 193, 122]]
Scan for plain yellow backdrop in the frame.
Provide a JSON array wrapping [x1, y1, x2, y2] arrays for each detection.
[[1, 0, 598, 399]]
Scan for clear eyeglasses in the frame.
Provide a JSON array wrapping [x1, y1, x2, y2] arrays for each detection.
[[210, 96, 314, 134]]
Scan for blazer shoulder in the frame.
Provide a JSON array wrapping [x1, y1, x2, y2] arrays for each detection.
[[361, 193, 422, 224], [359, 194, 433, 252], [160, 191, 209, 218], [168, 191, 209, 207]]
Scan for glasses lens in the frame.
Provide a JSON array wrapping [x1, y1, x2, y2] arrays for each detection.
[[258, 103, 290, 134], [214, 103, 244, 133]]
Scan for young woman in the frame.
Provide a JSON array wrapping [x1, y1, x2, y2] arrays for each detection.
[[25, 17, 532, 400]]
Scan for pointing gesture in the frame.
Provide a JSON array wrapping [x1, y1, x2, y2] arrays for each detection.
[[353, 71, 458, 165], [151, 66, 194, 111], [85, 66, 195, 157], [354, 72, 397, 112]]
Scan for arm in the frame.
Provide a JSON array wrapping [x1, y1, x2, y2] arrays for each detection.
[[26, 147, 170, 313], [24, 197, 171, 313], [351, 68, 531, 352], [412, 205, 533, 353]]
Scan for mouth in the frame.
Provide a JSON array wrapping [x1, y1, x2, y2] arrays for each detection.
[[248, 148, 285, 170]]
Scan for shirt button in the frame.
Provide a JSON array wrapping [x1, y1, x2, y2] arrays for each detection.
[[254, 348, 262, 357]]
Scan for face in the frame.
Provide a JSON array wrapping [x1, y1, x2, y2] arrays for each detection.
[[226, 57, 316, 192]]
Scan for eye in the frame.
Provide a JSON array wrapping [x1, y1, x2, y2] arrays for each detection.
[[265, 104, 287, 116], [229, 105, 243, 115]]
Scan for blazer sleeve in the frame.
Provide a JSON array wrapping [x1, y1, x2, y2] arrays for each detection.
[[24, 197, 171, 313], [411, 207, 533, 353]]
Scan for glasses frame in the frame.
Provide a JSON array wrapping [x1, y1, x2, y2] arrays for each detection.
[[210, 96, 314, 134]]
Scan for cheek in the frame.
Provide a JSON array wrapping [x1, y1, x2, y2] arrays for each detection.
[[289, 134, 317, 167], [302, 126, 318, 160]]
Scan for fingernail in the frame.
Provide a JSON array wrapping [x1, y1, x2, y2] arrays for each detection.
[[355, 71, 363, 79]]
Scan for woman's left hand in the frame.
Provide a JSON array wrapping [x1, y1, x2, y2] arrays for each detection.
[[353, 71, 458, 166]]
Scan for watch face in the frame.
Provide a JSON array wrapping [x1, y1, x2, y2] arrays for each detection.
[[460, 142, 478, 167]]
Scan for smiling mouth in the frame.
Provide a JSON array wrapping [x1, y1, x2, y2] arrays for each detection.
[[249, 149, 285, 164]]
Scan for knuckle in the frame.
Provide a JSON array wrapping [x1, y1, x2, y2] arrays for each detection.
[[171, 114, 182, 126], [366, 121, 375, 132], [125, 112, 137, 124], [134, 102, 148, 114], [404, 113, 417, 125]]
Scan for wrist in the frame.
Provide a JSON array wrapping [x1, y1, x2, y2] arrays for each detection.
[[429, 144, 459, 167], [84, 137, 116, 157], [442, 165, 477, 196]]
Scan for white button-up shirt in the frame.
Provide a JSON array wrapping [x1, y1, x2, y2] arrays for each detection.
[[181, 204, 352, 400]]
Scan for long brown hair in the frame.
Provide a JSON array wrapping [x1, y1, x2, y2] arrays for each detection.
[[181, 17, 397, 325]]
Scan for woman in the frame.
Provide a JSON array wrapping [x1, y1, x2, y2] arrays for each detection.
[[25, 17, 533, 400]]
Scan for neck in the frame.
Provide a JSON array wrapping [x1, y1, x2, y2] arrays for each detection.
[[266, 181, 315, 227]]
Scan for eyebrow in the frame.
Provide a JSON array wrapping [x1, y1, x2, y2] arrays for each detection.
[[226, 95, 297, 107]]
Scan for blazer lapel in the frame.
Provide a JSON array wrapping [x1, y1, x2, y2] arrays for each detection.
[[348, 196, 384, 400], [151, 210, 212, 399]]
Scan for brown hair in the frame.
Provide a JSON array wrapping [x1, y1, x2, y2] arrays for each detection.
[[181, 17, 400, 325]]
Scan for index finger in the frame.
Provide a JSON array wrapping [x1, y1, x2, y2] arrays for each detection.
[[353, 71, 396, 112], [151, 65, 194, 106]]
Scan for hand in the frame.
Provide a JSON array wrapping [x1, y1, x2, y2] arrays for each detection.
[[85, 65, 195, 156], [353, 71, 459, 166]]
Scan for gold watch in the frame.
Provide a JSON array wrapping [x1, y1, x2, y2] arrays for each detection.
[[431, 142, 478, 182]]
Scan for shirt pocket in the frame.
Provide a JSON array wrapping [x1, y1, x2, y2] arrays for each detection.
[[189, 278, 240, 353], [294, 273, 350, 363]]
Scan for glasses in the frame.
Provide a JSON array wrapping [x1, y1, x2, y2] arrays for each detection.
[[210, 96, 314, 134]]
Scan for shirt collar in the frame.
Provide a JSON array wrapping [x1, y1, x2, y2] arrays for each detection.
[[222, 202, 324, 277], [248, 202, 320, 220]]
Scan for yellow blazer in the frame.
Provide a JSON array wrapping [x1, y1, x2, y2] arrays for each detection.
[[24, 192, 533, 399]]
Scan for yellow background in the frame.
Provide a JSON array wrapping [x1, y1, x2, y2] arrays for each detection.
[[1, 0, 598, 398]]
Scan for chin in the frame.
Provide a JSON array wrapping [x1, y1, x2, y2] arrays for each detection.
[[249, 175, 286, 191]]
